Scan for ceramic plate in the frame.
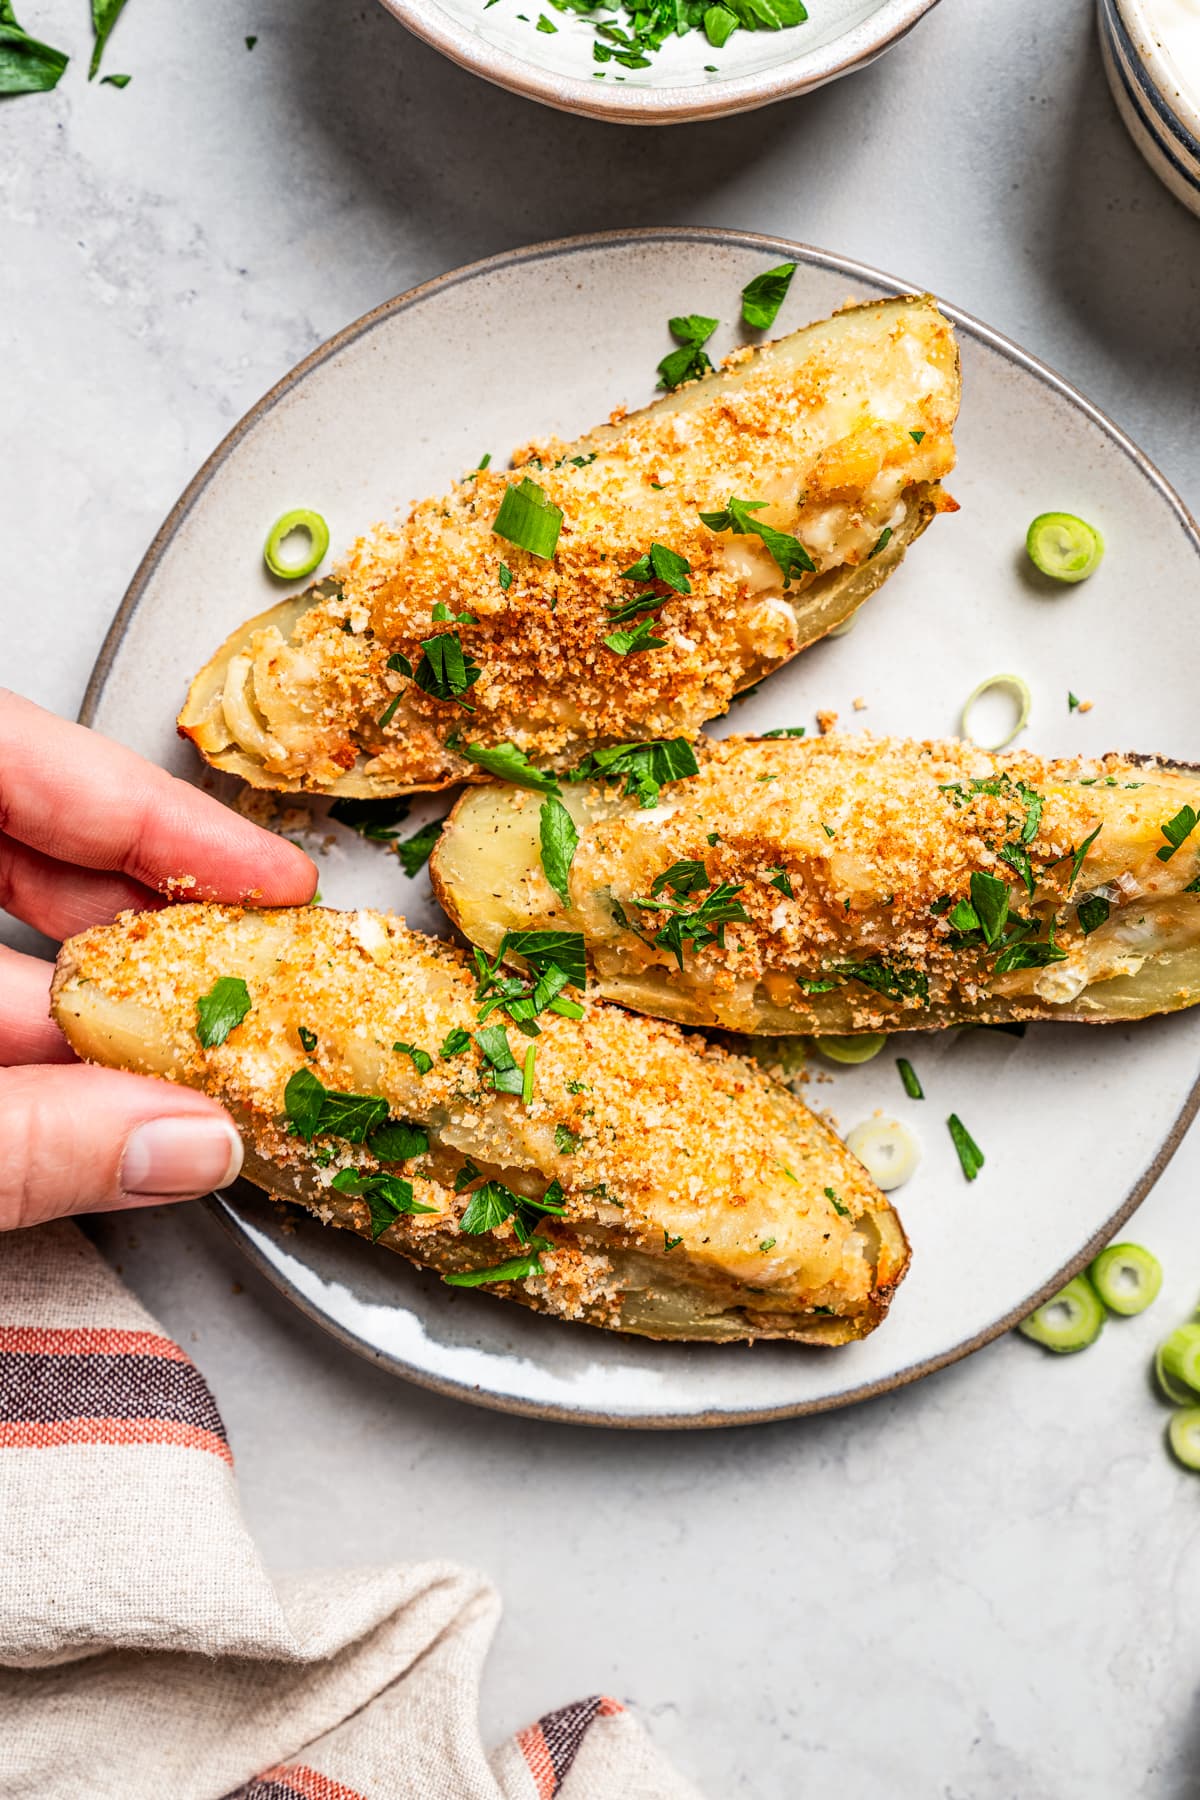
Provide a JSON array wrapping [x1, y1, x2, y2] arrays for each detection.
[[83, 229, 1200, 1428], [374, 0, 939, 126]]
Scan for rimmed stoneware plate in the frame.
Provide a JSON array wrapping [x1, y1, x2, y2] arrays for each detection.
[[84, 228, 1200, 1429], [374, 0, 939, 126]]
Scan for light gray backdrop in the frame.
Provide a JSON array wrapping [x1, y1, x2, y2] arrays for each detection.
[[4, 0, 1200, 1792]]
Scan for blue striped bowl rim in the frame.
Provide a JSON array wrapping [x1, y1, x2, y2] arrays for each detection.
[[1099, 0, 1200, 196]]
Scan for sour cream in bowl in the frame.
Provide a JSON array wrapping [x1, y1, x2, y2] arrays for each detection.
[[1098, 0, 1200, 216]]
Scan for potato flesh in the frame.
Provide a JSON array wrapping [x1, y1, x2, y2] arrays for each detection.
[[50, 903, 908, 1344], [431, 735, 1200, 1032], [178, 297, 960, 797]]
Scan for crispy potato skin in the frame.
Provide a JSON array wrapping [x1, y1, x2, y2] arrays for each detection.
[[179, 296, 960, 797], [50, 904, 909, 1344], [431, 734, 1200, 1034]]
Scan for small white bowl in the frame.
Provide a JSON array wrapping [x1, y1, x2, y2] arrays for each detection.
[[376, 0, 940, 124], [1098, 0, 1200, 216]]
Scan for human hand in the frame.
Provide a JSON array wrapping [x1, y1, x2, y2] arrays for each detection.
[[0, 689, 317, 1229]]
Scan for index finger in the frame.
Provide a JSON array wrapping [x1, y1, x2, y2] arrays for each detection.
[[0, 690, 317, 906]]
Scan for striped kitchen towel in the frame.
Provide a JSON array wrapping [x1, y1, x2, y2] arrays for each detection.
[[0, 1222, 700, 1800]]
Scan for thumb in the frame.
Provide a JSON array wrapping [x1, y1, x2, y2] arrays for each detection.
[[0, 1064, 244, 1231]]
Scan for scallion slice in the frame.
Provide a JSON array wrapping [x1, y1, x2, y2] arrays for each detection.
[[814, 1033, 887, 1065], [896, 1057, 923, 1099], [960, 673, 1032, 752], [263, 508, 330, 580], [1087, 1242, 1162, 1316], [1017, 1276, 1104, 1353], [1156, 1324, 1200, 1401], [1026, 512, 1104, 584], [1167, 1408, 1200, 1471], [492, 478, 562, 560], [844, 1116, 921, 1191]]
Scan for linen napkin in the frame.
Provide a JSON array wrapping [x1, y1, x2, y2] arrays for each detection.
[[0, 1219, 700, 1800]]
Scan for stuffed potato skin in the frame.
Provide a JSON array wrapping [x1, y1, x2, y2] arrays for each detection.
[[50, 903, 909, 1344], [178, 296, 959, 797], [431, 733, 1200, 1034]]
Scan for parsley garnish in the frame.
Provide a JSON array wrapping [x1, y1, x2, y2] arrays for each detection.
[[443, 1248, 548, 1288], [760, 726, 805, 738], [604, 614, 667, 656], [539, 795, 579, 909], [567, 737, 698, 809], [366, 1119, 429, 1162], [631, 882, 748, 970], [89, 0, 127, 79], [498, 562, 513, 591], [699, 495, 815, 587], [298, 1026, 318, 1054], [992, 918, 1066, 974], [195, 976, 252, 1049], [620, 541, 692, 593], [1068, 691, 1080, 712], [474, 1025, 525, 1096], [766, 866, 794, 898], [909, 428, 926, 444], [824, 1186, 850, 1217], [492, 477, 562, 559], [410, 631, 482, 708], [330, 1168, 436, 1241], [555, 1125, 579, 1154], [329, 795, 410, 841], [501, 929, 587, 990], [1067, 824, 1102, 891], [392, 1041, 433, 1076], [759, 1237, 776, 1252], [663, 1230, 684, 1251], [868, 526, 893, 560], [1077, 895, 1110, 935], [439, 1027, 472, 1059], [1157, 805, 1197, 863], [651, 859, 709, 899], [998, 842, 1035, 898], [947, 1113, 984, 1181], [896, 1058, 924, 1100], [740, 261, 796, 330], [283, 1068, 389, 1143], [832, 959, 929, 1004], [657, 314, 717, 391], [396, 818, 444, 878], [456, 740, 561, 793]]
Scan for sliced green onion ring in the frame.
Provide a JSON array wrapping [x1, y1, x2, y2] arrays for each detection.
[[814, 1032, 887, 1066], [1087, 1242, 1162, 1316], [961, 673, 1031, 752], [844, 1116, 921, 1190], [1167, 1408, 1200, 1472], [264, 508, 330, 580], [1017, 1276, 1104, 1353], [1026, 512, 1104, 584], [1155, 1323, 1200, 1400]]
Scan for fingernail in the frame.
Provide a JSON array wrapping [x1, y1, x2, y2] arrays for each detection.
[[121, 1117, 244, 1197]]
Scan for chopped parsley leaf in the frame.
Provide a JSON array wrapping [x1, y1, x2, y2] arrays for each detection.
[[759, 1236, 776, 1252], [824, 1186, 849, 1217], [283, 1067, 389, 1143], [604, 614, 668, 656], [367, 1119, 429, 1162], [631, 881, 748, 970], [657, 314, 717, 391], [620, 541, 692, 594], [539, 795, 579, 909], [1067, 824, 1102, 891], [298, 1026, 318, 1053], [947, 1113, 984, 1181], [498, 562, 513, 591], [1077, 894, 1111, 935], [397, 818, 444, 878], [456, 740, 561, 793], [766, 866, 794, 898], [195, 976, 252, 1048], [832, 959, 929, 1004], [439, 1027, 472, 1059], [1157, 805, 1198, 863], [330, 1168, 436, 1240], [740, 261, 796, 331], [909, 428, 925, 443], [699, 494, 815, 587], [868, 526, 893, 560], [555, 1125, 579, 1155], [896, 1057, 924, 1099], [392, 1040, 433, 1076], [1068, 691, 1080, 712], [567, 737, 698, 809], [443, 1247, 548, 1288], [760, 726, 805, 738], [651, 858, 709, 899], [663, 1230, 684, 1251]]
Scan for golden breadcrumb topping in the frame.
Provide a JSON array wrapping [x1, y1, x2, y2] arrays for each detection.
[[567, 734, 1200, 1017], [52, 904, 907, 1326], [184, 298, 958, 794]]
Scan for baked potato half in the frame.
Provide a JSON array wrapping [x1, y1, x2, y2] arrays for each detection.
[[51, 903, 909, 1344], [431, 732, 1200, 1033], [179, 296, 959, 798]]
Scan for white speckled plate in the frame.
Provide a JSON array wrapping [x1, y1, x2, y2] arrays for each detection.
[[84, 229, 1200, 1428], [374, 0, 939, 126]]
